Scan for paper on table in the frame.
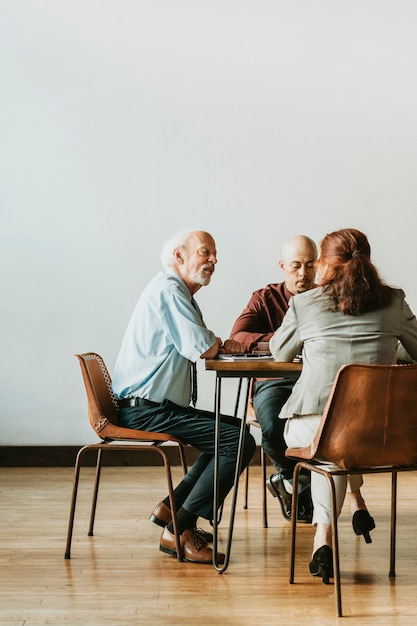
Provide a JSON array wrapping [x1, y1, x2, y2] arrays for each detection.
[[216, 353, 275, 361]]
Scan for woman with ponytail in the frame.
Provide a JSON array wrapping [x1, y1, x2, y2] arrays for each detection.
[[270, 228, 417, 583]]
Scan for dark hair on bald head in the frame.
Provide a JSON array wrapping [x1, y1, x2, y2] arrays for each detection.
[[319, 228, 393, 316]]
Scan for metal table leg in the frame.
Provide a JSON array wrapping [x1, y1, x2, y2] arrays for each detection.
[[212, 375, 251, 572]]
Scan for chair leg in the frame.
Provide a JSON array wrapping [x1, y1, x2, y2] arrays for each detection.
[[243, 464, 249, 510], [261, 448, 268, 528], [326, 473, 342, 618], [65, 443, 184, 562], [243, 422, 267, 526], [289, 463, 301, 584], [65, 445, 89, 559], [88, 448, 103, 536], [178, 444, 188, 475], [289, 463, 343, 618], [157, 446, 184, 562], [389, 470, 398, 578]]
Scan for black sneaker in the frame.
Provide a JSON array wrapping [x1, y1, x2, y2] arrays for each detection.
[[266, 473, 312, 523]]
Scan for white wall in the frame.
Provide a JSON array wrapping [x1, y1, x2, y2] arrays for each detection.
[[2, 1, 417, 445]]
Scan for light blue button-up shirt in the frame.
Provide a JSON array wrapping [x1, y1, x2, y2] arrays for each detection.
[[112, 269, 217, 407]]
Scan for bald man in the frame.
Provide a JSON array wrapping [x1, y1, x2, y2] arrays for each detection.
[[229, 235, 317, 523]]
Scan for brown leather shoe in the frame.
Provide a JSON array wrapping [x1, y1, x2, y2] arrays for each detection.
[[159, 527, 225, 564], [149, 501, 171, 527], [150, 501, 214, 543]]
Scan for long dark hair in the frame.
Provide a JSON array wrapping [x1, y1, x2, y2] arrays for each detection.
[[319, 228, 393, 316]]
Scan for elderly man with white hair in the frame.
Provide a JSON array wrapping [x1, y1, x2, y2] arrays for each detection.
[[112, 229, 256, 565]]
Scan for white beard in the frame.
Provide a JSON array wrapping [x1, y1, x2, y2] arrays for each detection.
[[190, 264, 213, 287]]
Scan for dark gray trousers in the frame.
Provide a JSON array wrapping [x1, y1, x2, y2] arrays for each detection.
[[120, 400, 256, 520]]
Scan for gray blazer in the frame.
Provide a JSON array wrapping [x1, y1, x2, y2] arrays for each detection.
[[270, 287, 417, 419]]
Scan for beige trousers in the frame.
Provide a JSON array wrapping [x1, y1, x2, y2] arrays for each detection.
[[284, 415, 363, 526]]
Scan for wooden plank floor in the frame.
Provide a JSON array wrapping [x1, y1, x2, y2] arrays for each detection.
[[1, 465, 417, 625]]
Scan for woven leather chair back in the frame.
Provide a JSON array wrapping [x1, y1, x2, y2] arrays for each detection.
[[75, 352, 183, 443], [76, 352, 120, 432]]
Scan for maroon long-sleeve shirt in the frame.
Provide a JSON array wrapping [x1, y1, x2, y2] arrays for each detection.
[[229, 282, 293, 352]]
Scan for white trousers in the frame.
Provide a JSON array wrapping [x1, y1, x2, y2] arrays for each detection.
[[284, 415, 363, 526]]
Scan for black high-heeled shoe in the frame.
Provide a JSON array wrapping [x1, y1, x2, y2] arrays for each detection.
[[352, 509, 375, 543], [309, 545, 333, 584]]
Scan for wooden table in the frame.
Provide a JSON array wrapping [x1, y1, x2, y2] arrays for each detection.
[[205, 358, 302, 572]]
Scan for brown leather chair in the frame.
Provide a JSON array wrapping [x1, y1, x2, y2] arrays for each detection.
[[285, 363, 417, 617], [64, 352, 188, 561], [243, 378, 269, 528]]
